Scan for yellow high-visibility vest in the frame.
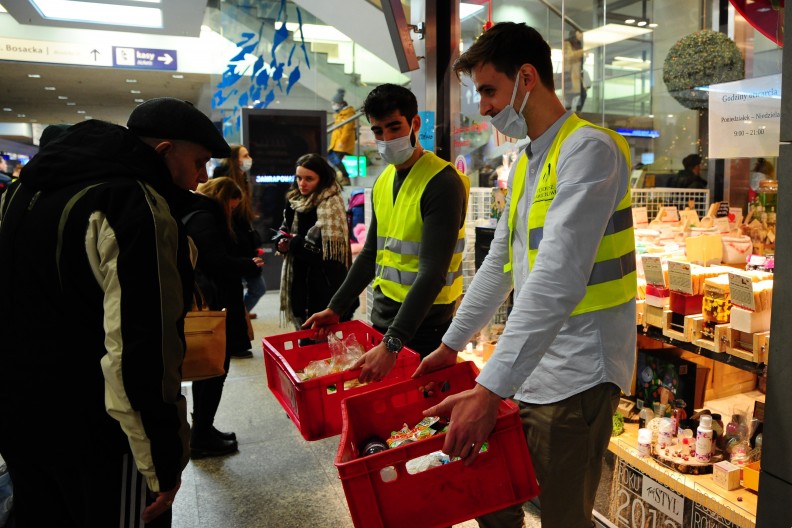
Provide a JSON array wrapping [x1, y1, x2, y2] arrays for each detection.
[[372, 152, 470, 304], [505, 114, 636, 315]]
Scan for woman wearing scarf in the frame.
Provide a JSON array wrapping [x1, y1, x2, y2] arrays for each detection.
[[277, 154, 356, 329]]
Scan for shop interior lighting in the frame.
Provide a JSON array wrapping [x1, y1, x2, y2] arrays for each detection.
[[44, 86, 56, 90], [57, 96, 68, 99], [126, 79, 138, 83], [583, 23, 652, 49], [460, 2, 485, 20], [2, 108, 12, 112], [29, 0, 163, 29], [172, 74, 184, 79], [28, 74, 41, 78], [77, 110, 86, 114], [66, 102, 76, 105]]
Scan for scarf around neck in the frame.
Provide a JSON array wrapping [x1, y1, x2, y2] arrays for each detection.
[[279, 183, 351, 327]]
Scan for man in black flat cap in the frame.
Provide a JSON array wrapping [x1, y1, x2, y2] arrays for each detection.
[[0, 98, 229, 528]]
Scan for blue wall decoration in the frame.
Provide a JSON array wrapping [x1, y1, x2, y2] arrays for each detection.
[[214, 0, 311, 137]]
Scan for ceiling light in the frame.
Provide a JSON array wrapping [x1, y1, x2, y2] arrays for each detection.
[[134, 98, 144, 102], [126, 79, 137, 83], [77, 110, 86, 114], [30, 0, 163, 29], [28, 74, 41, 78], [2, 108, 11, 112], [58, 96, 68, 100], [625, 19, 636, 24], [583, 24, 653, 49], [84, 116, 92, 120], [66, 102, 77, 106], [44, 86, 56, 90], [30, 119, 37, 122], [637, 21, 648, 27], [172, 74, 184, 79], [649, 23, 658, 28], [130, 90, 141, 94], [649, 114, 655, 118], [17, 114, 26, 118]]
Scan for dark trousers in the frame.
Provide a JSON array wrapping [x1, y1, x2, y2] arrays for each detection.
[[374, 319, 452, 358], [4, 447, 169, 528], [192, 347, 231, 429], [476, 382, 620, 528]]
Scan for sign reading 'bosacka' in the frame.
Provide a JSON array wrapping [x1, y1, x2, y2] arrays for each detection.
[[708, 74, 781, 159]]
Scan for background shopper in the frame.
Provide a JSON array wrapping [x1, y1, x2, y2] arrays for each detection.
[[179, 177, 264, 458], [214, 144, 267, 318], [276, 154, 354, 329], [415, 23, 636, 528]]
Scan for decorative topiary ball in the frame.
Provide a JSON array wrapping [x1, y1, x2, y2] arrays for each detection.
[[663, 30, 745, 110]]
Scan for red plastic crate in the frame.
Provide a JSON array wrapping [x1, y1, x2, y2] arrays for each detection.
[[263, 320, 420, 441], [335, 361, 539, 528]]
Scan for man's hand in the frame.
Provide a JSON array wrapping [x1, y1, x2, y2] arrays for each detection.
[[352, 342, 398, 383], [422, 384, 502, 466], [412, 343, 458, 378], [302, 308, 340, 338], [277, 239, 290, 253], [142, 482, 180, 523]]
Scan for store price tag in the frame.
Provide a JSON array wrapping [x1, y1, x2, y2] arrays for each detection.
[[668, 261, 693, 294], [729, 272, 755, 311], [714, 217, 731, 234], [632, 207, 649, 227], [656, 206, 679, 223], [641, 255, 665, 287]]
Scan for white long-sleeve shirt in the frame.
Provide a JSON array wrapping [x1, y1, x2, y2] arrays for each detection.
[[443, 112, 636, 404]]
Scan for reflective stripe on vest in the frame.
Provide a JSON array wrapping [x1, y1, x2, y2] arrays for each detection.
[[505, 114, 636, 316], [372, 152, 470, 304]]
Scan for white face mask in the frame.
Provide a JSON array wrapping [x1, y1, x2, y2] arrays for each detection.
[[489, 76, 529, 139], [376, 125, 416, 166], [240, 158, 253, 172]]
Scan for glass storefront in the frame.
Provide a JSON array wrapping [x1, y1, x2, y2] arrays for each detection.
[[453, 0, 783, 218]]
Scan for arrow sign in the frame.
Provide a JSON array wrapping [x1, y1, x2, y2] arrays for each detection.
[[90, 49, 100, 61], [112, 46, 178, 71]]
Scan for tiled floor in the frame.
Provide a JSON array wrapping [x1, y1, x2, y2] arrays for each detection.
[[173, 291, 542, 528]]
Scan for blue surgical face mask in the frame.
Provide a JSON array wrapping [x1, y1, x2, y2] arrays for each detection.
[[376, 125, 416, 166], [489, 76, 529, 139]]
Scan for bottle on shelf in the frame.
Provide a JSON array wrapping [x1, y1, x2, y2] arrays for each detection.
[[670, 399, 687, 436], [695, 415, 714, 462], [638, 406, 655, 429]]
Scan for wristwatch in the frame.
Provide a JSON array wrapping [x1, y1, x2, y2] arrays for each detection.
[[382, 335, 403, 354]]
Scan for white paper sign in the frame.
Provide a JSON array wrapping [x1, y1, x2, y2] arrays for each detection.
[[729, 273, 755, 311], [632, 207, 649, 226], [641, 256, 665, 287], [667, 260, 693, 294], [708, 74, 781, 159]]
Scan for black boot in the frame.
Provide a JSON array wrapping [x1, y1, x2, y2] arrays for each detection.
[[191, 425, 238, 459], [211, 425, 237, 442]]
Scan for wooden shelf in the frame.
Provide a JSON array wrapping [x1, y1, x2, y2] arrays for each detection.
[[608, 423, 757, 527], [639, 324, 765, 375]]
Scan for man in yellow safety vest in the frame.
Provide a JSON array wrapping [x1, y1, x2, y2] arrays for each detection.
[[305, 83, 469, 384], [415, 22, 637, 528]]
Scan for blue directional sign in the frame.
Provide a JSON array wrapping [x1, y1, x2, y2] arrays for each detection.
[[113, 46, 178, 71]]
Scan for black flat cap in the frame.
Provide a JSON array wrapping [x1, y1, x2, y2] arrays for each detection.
[[127, 97, 230, 158]]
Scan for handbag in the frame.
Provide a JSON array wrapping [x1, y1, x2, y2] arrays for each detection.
[[182, 287, 227, 382]]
